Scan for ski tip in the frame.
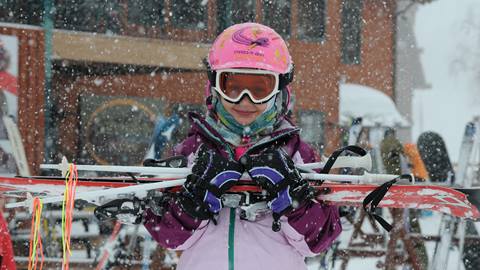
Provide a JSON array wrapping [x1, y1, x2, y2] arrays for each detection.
[[61, 156, 69, 177]]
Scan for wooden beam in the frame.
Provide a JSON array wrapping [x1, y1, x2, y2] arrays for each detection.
[[52, 30, 210, 70]]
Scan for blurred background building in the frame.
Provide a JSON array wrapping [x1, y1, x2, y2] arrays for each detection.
[[0, 0, 400, 173]]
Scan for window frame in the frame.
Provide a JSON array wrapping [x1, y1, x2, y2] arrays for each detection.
[[170, 0, 209, 31], [261, 0, 292, 39], [296, 109, 325, 153], [296, 0, 328, 42], [340, 0, 364, 65], [216, 0, 258, 34]]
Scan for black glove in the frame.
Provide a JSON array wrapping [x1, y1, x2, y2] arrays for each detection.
[[178, 144, 244, 221], [241, 148, 316, 231]]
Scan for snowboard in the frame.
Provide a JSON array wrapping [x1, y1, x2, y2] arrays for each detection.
[[417, 132, 455, 269], [417, 131, 455, 183], [403, 143, 428, 181]]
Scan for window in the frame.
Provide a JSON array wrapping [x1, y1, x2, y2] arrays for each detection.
[[262, 0, 291, 38], [297, 0, 326, 41], [341, 0, 363, 64], [127, 0, 163, 28], [296, 110, 325, 153], [0, 0, 42, 25], [56, 0, 124, 33], [172, 0, 208, 30], [217, 0, 256, 33]]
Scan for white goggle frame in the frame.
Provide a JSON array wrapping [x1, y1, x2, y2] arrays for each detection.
[[214, 68, 280, 104]]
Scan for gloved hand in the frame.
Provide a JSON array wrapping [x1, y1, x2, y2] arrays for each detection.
[[241, 148, 316, 231], [178, 144, 244, 221]]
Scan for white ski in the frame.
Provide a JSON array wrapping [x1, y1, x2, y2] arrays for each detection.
[[2, 115, 30, 176], [456, 119, 480, 270], [430, 214, 454, 270], [456, 121, 477, 186]]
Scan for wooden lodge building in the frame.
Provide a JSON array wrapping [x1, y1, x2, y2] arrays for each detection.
[[0, 0, 397, 173]]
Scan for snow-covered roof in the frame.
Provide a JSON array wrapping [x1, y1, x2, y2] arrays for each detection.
[[339, 83, 410, 127]]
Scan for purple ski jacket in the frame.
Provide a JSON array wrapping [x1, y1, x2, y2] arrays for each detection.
[[144, 113, 342, 270]]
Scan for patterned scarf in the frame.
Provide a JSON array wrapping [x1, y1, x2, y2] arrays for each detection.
[[206, 97, 278, 146]]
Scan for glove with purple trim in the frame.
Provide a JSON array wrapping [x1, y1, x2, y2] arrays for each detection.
[[241, 148, 316, 231], [178, 144, 244, 221]]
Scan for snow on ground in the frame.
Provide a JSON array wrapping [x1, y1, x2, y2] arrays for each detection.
[[306, 210, 468, 270], [8, 205, 474, 269]]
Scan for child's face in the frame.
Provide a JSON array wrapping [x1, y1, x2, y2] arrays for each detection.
[[220, 97, 268, 126]]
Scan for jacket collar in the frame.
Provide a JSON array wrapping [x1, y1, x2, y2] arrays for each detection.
[[188, 112, 300, 158]]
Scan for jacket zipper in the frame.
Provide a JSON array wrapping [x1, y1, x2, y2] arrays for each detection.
[[228, 208, 236, 270]]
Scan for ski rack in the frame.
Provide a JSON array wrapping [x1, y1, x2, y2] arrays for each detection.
[[337, 208, 427, 270], [338, 123, 480, 270], [336, 125, 429, 270], [430, 118, 480, 270]]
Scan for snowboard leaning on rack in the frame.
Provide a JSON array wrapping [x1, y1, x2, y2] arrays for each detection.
[[417, 131, 455, 183], [417, 131, 456, 270]]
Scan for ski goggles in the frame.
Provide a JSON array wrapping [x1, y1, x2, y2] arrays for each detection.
[[214, 69, 280, 104]]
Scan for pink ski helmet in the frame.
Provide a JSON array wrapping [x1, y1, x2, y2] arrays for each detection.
[[208, 22, 292, 74], [206, 23, 294, 107]]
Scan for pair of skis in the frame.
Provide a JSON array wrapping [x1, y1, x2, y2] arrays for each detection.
[[3, 154, 480, 222]]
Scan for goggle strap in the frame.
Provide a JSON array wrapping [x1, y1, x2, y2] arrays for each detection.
[[279, 65, 294, 90], [204, 59, 217, 88]]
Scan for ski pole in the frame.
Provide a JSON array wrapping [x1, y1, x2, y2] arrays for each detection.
[[40, 157, 191, 177], [41, 153, 373, 177], [301, 171, 399, 183]]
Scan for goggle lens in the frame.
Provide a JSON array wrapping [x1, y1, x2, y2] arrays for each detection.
[[218, 71, 277, 101]]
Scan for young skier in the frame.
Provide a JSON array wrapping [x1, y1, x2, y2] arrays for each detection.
[[143, 22, 342, 270]]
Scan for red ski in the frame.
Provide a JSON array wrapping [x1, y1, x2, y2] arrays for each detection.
[[0, 176, 479, 220], [318, 183, 480, 220]]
